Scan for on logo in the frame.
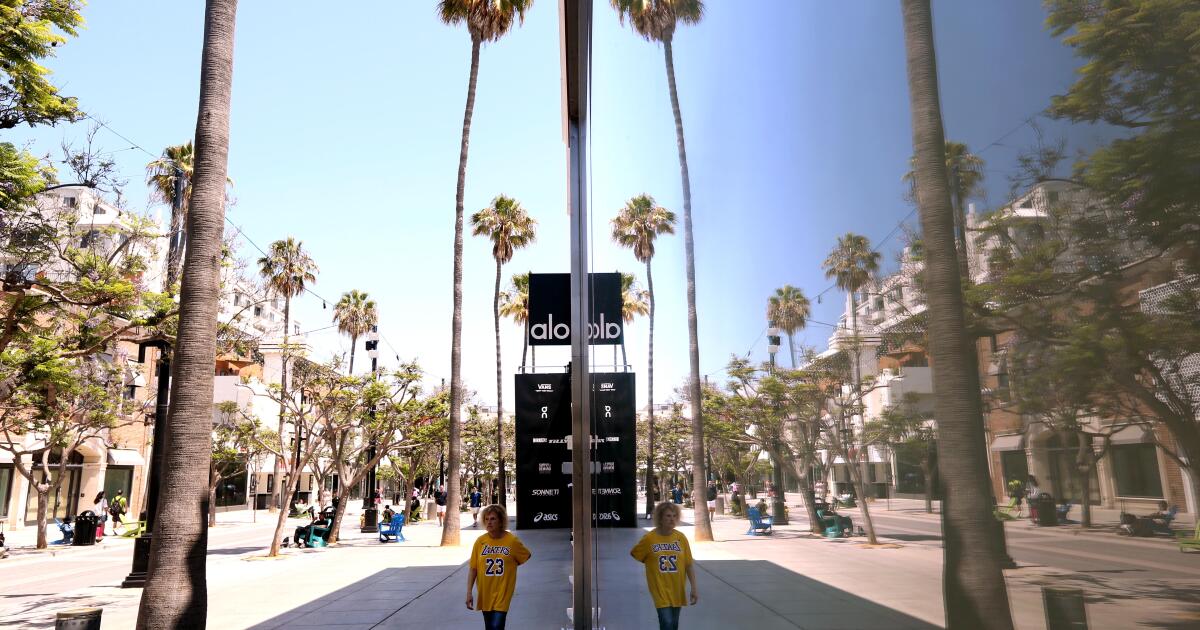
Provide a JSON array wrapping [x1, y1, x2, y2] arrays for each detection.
[[540, 406, 549, 419]]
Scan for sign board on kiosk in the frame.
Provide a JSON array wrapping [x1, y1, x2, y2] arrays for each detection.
[[528, 273, 623, 346], [514, 372, 636, 529]]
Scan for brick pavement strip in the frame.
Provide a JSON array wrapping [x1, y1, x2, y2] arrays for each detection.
[[5, 504, 1200, 628]]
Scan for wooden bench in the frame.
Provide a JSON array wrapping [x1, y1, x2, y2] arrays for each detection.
[[1176, 522, 1200, 553], [745, 507, 773, 536], [379, 515, 406, 543], [118, 513, 146, 538]]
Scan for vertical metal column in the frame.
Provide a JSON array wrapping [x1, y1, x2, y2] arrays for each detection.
[[562, 1, 592, 627]]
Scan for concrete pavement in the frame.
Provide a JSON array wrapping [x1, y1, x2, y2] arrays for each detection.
[[4, 499, 1200, 628]]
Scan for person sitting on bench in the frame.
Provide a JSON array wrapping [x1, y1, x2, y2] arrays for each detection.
[[382, 505, 395, 525], [291, 512, 331, 548]]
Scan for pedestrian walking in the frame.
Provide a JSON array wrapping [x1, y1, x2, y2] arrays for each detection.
[[109, 489, 128, 532], [470, 487, 484, 526], [706, 481, 718, 520], [92, 491, 108, 539], [671, 483, 684, 505], [631, 502, 698, 630], [435, 485, 448, 527], [466, 504, 531, 630]]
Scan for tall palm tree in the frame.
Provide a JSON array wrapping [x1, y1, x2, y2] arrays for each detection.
[[437, 0, 532, 547], [499, 272, 531, 368], [766, 284, 810, 368], [903, 140, 984, 279], [333, 289, 378, 375], [618, 271, 650, 367], [822, 233, 881, 542], [611, 193, 676, 518], [136, 1, 238, 627], [146, 141, 194, 291], [471, 194, 536, 513], [901, 1, 1014, 627], [611, 0, 710, 539], [257, 237, 318, 523]]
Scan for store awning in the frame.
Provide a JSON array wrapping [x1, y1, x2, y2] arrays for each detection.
[[990, 433, 1025, 451], [1109, 424, 1153, 445], [107, 448, 145, 466]]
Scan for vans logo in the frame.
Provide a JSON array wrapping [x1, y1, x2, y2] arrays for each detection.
[[599, 382, 615, 391], [537, 383, 553, 391], [533, 512, 559, 523], [603, 462, 615, 472]]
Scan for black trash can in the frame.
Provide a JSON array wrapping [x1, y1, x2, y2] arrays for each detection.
[[1034, 495, 1059, 527], [55, 607, 102, 630], [72, 511, 98, 546]]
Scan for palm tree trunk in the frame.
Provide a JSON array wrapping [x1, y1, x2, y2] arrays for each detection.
[[787, 332, 797, 369], [769, 444, 788, 525], [663, 37, 711, 543], [137, 2, 237, 626], [493, 259, 506, 509], [901, 2, 1014, 627], [444, 35, 481, 547], [645, 259, 657, 519], [348, 333, 357, 375], [521, 320, 529, 370]]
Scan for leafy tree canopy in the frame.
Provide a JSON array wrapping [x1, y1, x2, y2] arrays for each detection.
[[0, 0, 84, 130]]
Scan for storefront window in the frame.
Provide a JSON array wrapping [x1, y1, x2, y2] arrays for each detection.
[[0, 466, 11, 518], [1111, 443, 1163, 498], [216, 467, 248, 507]]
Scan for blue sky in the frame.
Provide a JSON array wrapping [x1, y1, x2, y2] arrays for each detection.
[[7, 1, 1110, 412]]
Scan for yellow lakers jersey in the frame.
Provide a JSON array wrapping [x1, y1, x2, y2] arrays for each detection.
[[470, 531, 531, 612], [631, 529, 693, 608]]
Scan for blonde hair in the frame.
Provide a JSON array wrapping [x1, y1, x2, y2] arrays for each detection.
[[480, 504, 508, 529], [652, 502, 681, 530]]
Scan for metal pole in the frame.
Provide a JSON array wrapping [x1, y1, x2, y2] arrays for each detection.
[[563, 1, 593, 626], [122, 343, 170, 588], [361, 355, 379, 533]]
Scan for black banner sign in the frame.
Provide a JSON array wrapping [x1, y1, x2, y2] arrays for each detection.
[[590, 372, 636, 527], [514, 373, 572, 529], [528, 273, 624, 346]]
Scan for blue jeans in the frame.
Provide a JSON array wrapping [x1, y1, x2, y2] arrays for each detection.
[[482, 610, 507, 630], [656, 606, 681, 630]]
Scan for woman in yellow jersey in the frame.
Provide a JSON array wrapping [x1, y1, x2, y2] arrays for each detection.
[[466, 504, 531, 630], [631, 502, 699, 630]]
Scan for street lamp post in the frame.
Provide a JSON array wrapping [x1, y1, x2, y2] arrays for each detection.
[[122, 340, 170, 588], [361, 326, 380, 533], [765, 323, 788, 524]]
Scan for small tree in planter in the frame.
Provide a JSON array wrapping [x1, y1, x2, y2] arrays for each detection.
[[209, 400, 265, 527]]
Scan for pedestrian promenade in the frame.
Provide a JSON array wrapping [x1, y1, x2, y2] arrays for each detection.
[[6, 500, 1200, 628]]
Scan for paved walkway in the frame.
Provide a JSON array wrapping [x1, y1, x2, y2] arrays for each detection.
[[5, 500, 1200, 628]]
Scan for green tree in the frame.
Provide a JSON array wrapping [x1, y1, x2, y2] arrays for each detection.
[[766, 285, 810, 368], [146, 142, 194, 290], [901, 1, 1014, 627], [257, 237, 318, 512], [499, 272, 531, 367], [471, 193, 536, 511], [611, 0, 711, 542], [137, 1, 240, 626], [617, 271, 650, 368], [903, 141, 984, 279], [437, 0, 532, 547], [611, 192, 675, 517], [209, 401, 264, 527], [1046, 0, 1200, 272], [333, 289, 378, 375], [0, 0, 83, 130]]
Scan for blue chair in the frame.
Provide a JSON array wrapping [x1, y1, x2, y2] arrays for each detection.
[[746, 507, 773, 535], [379, 515, 406, 543], [304, 524, 329, 548]]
